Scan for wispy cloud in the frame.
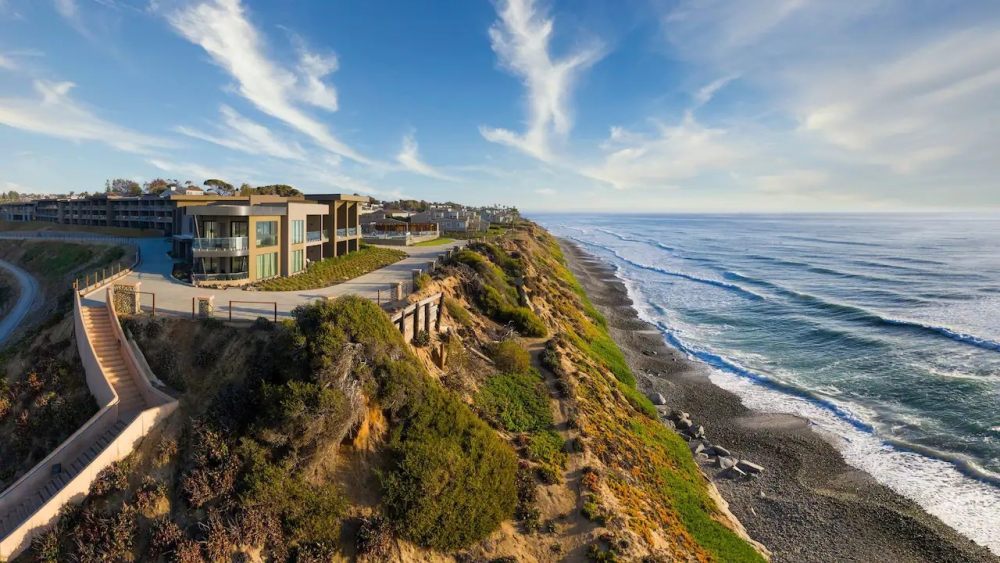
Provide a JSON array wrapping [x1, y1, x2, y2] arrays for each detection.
[[480, 0, 602, 162], [175, 105, 307, 161], [0, 80, 170, 153], [164, 0, 370, 164], [585, 112, 743, 190], [396, 132, 457, 181], [0, 54, 14, 70]]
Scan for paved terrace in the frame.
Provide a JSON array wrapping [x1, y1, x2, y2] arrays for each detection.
[[0, 232, 463, 321]]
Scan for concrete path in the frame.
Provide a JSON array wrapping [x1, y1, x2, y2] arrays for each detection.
[[80, 237, 467, 321], [0, 259, 39, 345]]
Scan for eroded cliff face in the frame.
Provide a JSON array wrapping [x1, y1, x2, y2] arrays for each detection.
[[13, 222, 764, 562], [405, 222, 766, 562]]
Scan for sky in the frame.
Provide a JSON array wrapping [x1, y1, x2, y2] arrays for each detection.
[[0, 0, 998, 212]]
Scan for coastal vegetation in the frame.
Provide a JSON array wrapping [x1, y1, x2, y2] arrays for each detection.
[[254, 245, 406, 291], [412, 236, 456, 246], [12, 220, 763, 561]]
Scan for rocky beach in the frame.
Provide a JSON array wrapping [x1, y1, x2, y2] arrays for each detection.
[[560, 239, 998, 563]]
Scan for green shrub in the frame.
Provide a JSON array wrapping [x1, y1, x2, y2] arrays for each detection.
[[476, 371, 552, 433], [412, 330, 430, 347], [527, 430, 567, 468], [444, 297, 473, 327], [490, 339, 531, 374], [413, 272, 432, 292]]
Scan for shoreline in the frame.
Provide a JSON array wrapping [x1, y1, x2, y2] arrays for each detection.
[[559, 239, 998, 563]]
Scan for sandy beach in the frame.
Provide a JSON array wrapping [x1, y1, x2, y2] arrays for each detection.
[[560, 239, 997, 563]]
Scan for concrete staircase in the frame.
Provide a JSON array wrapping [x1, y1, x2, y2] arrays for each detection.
[[0, 420, 127, 537], [81, 306, 146, 416], [0, 304, 150, 545]]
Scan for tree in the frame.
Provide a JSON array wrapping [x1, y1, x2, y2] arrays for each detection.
[[203, 179, 236, 196], [105, 178, 141, 196], [239, 183, 255, 196], [255, 184, 302, 197], [143, 178, 176, 196]]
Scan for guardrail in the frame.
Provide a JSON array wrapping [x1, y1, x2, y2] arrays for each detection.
[[73, 244, 141, 296], [192, 236, 248, 251], [307, 230, 329, 242], [192, 271, 249, 282]]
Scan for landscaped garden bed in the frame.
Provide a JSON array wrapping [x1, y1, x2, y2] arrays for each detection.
[[254, 246, 406, 291]]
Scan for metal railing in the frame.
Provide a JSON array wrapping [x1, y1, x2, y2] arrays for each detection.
[[192, 236, 248, 251], [192, 271, 249, 282]]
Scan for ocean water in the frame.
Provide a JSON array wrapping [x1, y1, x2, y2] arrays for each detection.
[[535, 213, 1000, 553]]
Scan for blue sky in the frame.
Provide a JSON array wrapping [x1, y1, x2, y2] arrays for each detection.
[[0, 0, 998, 212]]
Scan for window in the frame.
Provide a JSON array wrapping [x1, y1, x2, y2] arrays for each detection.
[[256, 252, 278, 279], [292, 249, 305, 273], [201, 220, 218, 238], [256, 220, 278, 247], [230, 221, 248, 238], [292, 220, 305, 244]]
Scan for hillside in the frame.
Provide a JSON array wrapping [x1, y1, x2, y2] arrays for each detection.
[[16, 222, 765, 562]]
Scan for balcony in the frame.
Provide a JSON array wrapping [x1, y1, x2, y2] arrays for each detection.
[[334, 227, 360, 238], [192, 236, 249, 257], [192, 271, 249, 282], [306, 229, 329, 242]]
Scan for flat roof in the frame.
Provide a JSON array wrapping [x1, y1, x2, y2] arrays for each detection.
[[304, 193, 370, 203]]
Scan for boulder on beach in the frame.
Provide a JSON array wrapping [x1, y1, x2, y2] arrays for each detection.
[[648, 392, 667, 405], [711, 445, 732, 458], [690, 441, 706, 455], [736, 460, 764, 475], [668, 410, 689, 421], [676, 418, 693, 430], [716, 456, 736, 470]]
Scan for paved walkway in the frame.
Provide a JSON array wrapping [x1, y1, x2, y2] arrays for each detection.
[[0, 259, 40, 345], [79, 237, 466, 320]]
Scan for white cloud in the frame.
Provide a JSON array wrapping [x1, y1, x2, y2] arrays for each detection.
[[176, 105, 307, 161], [395, 133, 457, 181], [292, 35, 339, 111], [796, 26, 1000, 174], [480, 0, 602, 161], [0, 54, 14, 70], [694, 74, 738, 107], [165, 0, 370, 164], [0, 80, 170, 153], [535, 187, 556, 196], [585, 112, 743, 189]]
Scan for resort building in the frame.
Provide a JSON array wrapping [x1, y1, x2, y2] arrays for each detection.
[[0, 191, 367, 285], [174, 194, 365, 284]]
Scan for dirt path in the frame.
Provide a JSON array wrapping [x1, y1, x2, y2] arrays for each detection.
[[523, 337, 597, 562]]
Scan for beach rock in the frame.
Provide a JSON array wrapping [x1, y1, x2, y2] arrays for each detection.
[[648, 392, 667, 405], [678, 433, 691, 442], [711, 445, 732, 458], [642, 350, 658, 356], [736, 460, 764, 475], [716, 456, 736, 470], [668, 410, 689, 421], [675, 418, 693, 430], [726, 466, 747, 479], [693, 425, 705, 438], [690, 441, 706, 455]]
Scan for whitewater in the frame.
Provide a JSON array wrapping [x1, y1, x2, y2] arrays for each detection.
[[536, 213, 1000, 553]]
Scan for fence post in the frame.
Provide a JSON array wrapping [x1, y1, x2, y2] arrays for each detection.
[[229, 301, 233, 322], [273, 303, 277, 323]]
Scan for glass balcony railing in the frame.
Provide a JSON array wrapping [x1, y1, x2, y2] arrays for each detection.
[[193, 236, 248, 251], [193, 271, 249, 282], [334, 227, 360, 238], [306, 230, 328, 242]]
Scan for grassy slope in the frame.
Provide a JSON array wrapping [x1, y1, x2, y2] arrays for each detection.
[[0, 220, 162, 237], [255, 246, 406, 291], [412, 236, 456, 247], [494, 223, 764, 561]]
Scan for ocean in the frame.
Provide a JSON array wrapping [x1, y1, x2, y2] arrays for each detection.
[[535, 213, 1000, 552]]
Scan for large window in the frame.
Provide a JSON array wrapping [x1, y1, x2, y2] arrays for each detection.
[[201, 220, 218, 238], [230, 221, 248, 238], [291, 249, 305, 273], [256, 220, 278, 247], [256, 252, 278, 279], [292, 220, 305, 244]]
